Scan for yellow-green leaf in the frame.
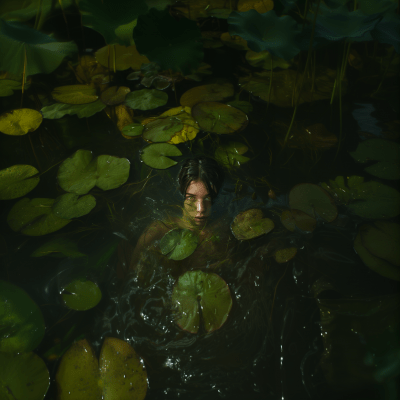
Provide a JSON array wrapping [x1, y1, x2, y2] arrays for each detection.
[[0, 164, 39, 200], [0, 108, 42, 135], [52, 85, 98, 105]]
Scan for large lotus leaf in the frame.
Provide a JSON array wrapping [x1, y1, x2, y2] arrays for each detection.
[[31, 238, 86, 258], [0, 164, 39, 200], [62, 280, 102, 311], [228, 9, 303, 61], [245, 49, 292, 70], [354, 230, 400, 282], [56, 339, 101, 400], [41, 100, 106, 119], [0, 280, 45, 353], [349, 138, 400, 180], [371, 11, 400, 54], [125, 89, 168, 111], [133, 8, 203, 75], [171, 270, 232, 333], [52, 193, 96, 219], [0, 352, 49, 400], [0, 108, 42, 136], [160, 228, 199, 260], [289, 183, 337, 222], [7, 198, 71, 236], [95, 44, 149, 71], [143, 117, 183, 142], [321, 176, 400, 219], [239, 67, 345, 107], [191, 102, 248, 134], [141, 143, 182, 169], [180, 83, 234, 108], [231, 208, 274, 240], [100, 86, 130, 106], [51, 85, 98, 105], [99, 337, 148, 400], [0, 79, 22, 96], [79, 0, 148, 46], [215, 141, 250, 167], [95, 155, 130, 191], [0, 20, 78, 76]]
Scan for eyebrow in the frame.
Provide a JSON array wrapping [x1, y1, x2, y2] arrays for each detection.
[[185, 193, 210, 196]]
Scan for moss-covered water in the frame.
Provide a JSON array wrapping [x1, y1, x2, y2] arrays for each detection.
[[1, 1, 400, 399]]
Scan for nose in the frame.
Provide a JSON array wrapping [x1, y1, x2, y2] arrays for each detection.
[[196, 199, 206, 215]]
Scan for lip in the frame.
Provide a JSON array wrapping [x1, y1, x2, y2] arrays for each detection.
[[195, 217, 206, 220]]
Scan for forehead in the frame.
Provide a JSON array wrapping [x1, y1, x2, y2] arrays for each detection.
[[185, 180, 209, 195]]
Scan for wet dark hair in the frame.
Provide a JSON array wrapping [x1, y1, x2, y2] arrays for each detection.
[[178, 156, 225, 203]]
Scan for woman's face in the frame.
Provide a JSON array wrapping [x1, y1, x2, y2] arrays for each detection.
[[183, 180, 213, 226]]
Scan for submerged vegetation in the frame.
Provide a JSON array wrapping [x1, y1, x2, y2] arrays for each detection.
[[0, 0, 399, 399]]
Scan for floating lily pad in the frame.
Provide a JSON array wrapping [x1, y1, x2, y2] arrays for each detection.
[[57, 150, 130, 195], [226, 100, 253, 114], [95, 44, 150, 71], [7, 198, 71, 236], [281, 209, 296, 232], [41, 100, 106, 119], [289, 183, 337, 222], [0, 164, 39, 200], [52, 85, 98, 105], [354, 227, 400, 282], [321, 176, 400, 219], [31, 238, 86, 258], [143, 117, 183, 142], [160, 228, 199, 260], [62, 280, 102, 311], [0, 108, 42, 136], [274, 247, 297, 263], [140, 143, 182, 169], [215, 141, 250, 167], [0, 352, 49, 400], [220, 32, 249, 50], [237, 0, 274, 13], [349, 138, 400, 180], [0, 19, 78, 76], [180, 83, 234, 108], [99, 337, 148, 400], [121, 123, 144, 137], [231, 208, 274, 240], [281, 209, 316, 232], [52, 193, 96, 219], [100, 86, 131, 105], [0, 280, 45, 353], [0, 79, 23, 97], [56, 339, 101, 400], [245, 49, 292, 70], [171, 270, 232, 333], [125, 89, 168, 111], [191, 102, 248, 134]]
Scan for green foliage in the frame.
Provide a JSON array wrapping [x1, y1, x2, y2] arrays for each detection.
[[0, 19, 78, 76], [0, 164, 39, 200], [31, 238, 86, 258], [160, 228, 199, 260], [52, 193, 96, 219], [41, 100, 106, 119], [121, 123, 144, 137], [140, 142, 182, 169], [124, 89, 168, 110], [142, 117, 183, 142], [215, 141, 250, 167], [62, 279, 102, 311], [0, 79, 24, 97], [231, 208, 274, 240], [0, 280, 45, 353], [133, 8, 203, 75]]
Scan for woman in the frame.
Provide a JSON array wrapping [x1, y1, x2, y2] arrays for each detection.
[[129, 156, 233, 273]]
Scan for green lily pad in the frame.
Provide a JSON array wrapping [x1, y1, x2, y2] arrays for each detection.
[[7, 198, 71, 236], [0, 108, 43, 136], [171, 270, 232, 334], [31, 238, 86, 258], [57, 150, 130, 195], [180, 83, 234, 108], [0, 79, 23, 97], [274, 247, 297, 263], [231, 208, 274, 240], [0, 352, 49, 400], [56, 339, 101, 400], [160, 228, 199, 260], [140, 143, 182, 169], [125, 89, 168, 111], [52, 85, 98, 105], [133, 8, 203, 75], [289, 183, 337, 222], [62, 280, 102, 311], [0, 164, 39, 200], [226, 100, 253, 114], [245, 49, 292, 70], [41, 100, 106, 119], [79, 0, 148, 46], [52, 193, 96, 219], [121, 123, 144, 137], [142, 117, 183, 142], [99, 337, 148, 400], [100, 86, 131, 106], [215, 141, 250, 167], [321, 176, 400, 219], [191, 102, 248, 134], [354, 229, 400, 282], [349, 138, 400, 180], [0, 280, 45, 353], [0, 19, 78, 76]]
